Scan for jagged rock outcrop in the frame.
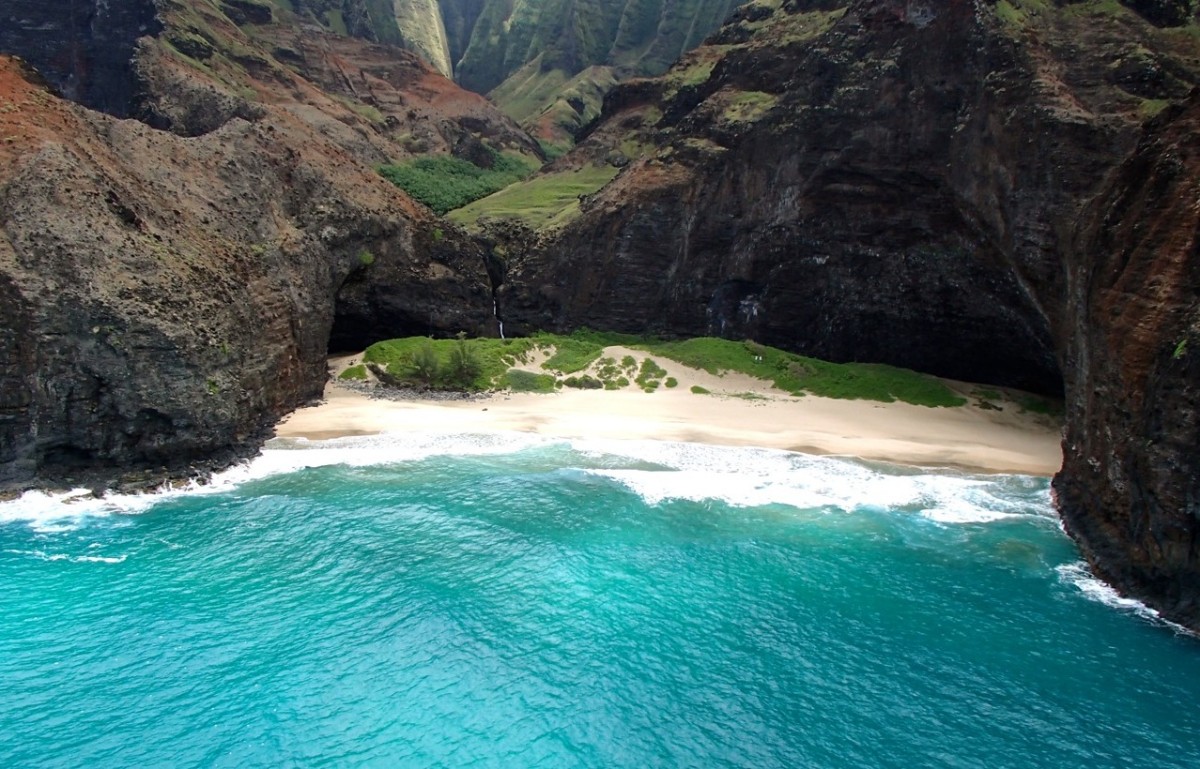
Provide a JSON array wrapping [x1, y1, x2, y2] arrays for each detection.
[[1055, 94, 1200, 629], [292, 0, 744, 146]]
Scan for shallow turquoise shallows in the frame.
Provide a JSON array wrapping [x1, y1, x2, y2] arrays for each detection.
[[2, 435, 1199, 768]]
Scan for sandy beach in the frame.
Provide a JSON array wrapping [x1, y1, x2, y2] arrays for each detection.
[[275, 350, 1063, 476]]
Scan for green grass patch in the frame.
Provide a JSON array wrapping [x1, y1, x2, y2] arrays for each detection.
[[364, 332, 970, 406], [378, 151, 539, 215], [338, 364, 368, 381], [995, 0, 1027, 26], [446, 165, 620, 230], [363, 336, 538, 391], [503, 369, 558, 393], [690, 385, 710, 395], [534, 329, 647, 376], [1140, 98, 1171, 119], [540, 336, 606, 373], [325, 9, 348, 35], [635, 337, 967, 407], [721, 91, 778, 123]]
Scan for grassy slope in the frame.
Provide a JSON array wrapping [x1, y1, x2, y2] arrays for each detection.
[[445, 164, 620, 229], [357, 333, 1001, 408], [489, 60, 619, 152], [363, 337, 541, 390]]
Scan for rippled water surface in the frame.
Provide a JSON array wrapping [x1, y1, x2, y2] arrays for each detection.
[[2, 435, 1199, 768]]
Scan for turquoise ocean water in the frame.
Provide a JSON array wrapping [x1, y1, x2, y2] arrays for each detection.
[[1, 433, 1198, 768]]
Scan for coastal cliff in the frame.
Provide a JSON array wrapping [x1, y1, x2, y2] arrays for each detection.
[[0, 54, 493, 490], [0, 0, 541, 490], [500, 0, 1187, 393], [0, 0, 161, 117], [1055, 95, 1200, 628], [492, 0, 1200, 624]]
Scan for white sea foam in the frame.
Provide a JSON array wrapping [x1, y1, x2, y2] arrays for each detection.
[[3, 549, 127, 564], [0, 431, 1052, 531], [570, 438, 1053, 523], [0, 432, 559, 530], [1056, 561, 1195, 636]]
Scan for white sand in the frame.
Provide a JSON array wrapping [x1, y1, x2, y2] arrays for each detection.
[[275, 351, 1063, 476]]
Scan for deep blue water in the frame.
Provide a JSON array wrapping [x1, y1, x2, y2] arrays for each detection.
[[1, 434, 1198, 768]]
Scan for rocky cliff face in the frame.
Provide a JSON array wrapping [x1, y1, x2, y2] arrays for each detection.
[[0, 0, 162, 117], [0, 0, 534, 491], [496, 0, 1200, 625], [1055, 94, 1200, 628], [0, 54, 494, 491], [506, 3, 1070, 391]]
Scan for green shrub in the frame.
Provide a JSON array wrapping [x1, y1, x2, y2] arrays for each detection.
[[358, 249, 375, 266], [411, 342, 440, 386], [635, 357, 668, 390], [563, 375, 603, 390], [690, 385, 710, 394], [594, 356, 620, 380], [339, 364, 368, 381], [664, 377, 678, 388], [503, 369, 557, 393], [541, 337, 606, 373], [446, 336, 482, 388]]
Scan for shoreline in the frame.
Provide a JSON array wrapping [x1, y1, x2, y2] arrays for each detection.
[[275, 377, 1064, 477]]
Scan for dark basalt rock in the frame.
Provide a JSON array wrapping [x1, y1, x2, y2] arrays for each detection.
[[1055, 94, 1200, 629], [220, 0, 274, 26], [0, 0, 161, 118], [1120, 0, 1197, 27], [0, 58, 493, 493], [499, 0, 1200, 627], [506, 1, 1090, 394]]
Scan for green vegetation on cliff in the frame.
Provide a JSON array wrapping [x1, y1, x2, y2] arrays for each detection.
[[446, 164, 620, 229], [639, 338, 967, 407], [378, 152, 539, 215]]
